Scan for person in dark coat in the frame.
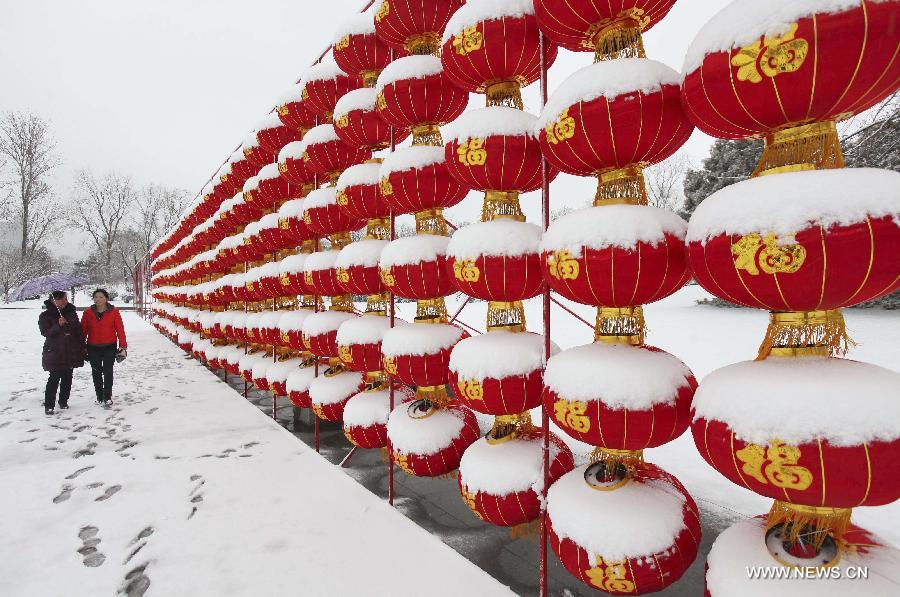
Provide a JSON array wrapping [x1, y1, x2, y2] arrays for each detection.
[[38, 290, 85, 415], [81, 288, 127, 406]]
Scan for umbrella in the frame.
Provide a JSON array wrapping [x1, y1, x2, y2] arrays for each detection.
[[6, 272, 89, 303]]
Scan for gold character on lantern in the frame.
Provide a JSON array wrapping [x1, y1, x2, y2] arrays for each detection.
[[375, 0, 388, 22], [336, 268, 350, 283], [303, 271, 314, 286], [281, 332, 291, 344], [280, 273, 291, 286], [379, 178, 393, 196], [545, 109, 576, 145], [279, 218, 290, 230], [732, 23, 809, 84], [375, 92, 387, 111], [735, 440, 814, 490], [585, 557, 636, 593], [379, 268, 396, 287], [277, 104, 289, 117], [335, 35, 350, 51], [460, 486, 484, 520], [457, 379, 484, 401], [452, 27, 484, 56], [732, 233, 806, 275], [553, 399, 590, 433], [338, 344, 352, 363], [456, 138, 487, 166], [278, 162, 289, 174], [383, 355, 398, 375], [453, 260, 480, 283], [336, 189, 348, 206], [301, 86, 309, 101], [547, 250, 580, 280], [335, 113, 349, 129]]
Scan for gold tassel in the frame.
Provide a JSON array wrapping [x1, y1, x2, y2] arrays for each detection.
[[360, 69, 380, 88], [404, 32, 441, 56], [329, 231, 352, 250], [758, 309, 855, 360], [364, 371, 388, 392], [330, 294, 354, 312], [481, 190, 524, 222], [365, 292, 390, 315], [486, 300, 526, 332], [415, 297, 448, 323], [414, 208, 449, 236], [324, 356, 344, 377], [586, 447, 645, 489], [594, 306, 645, 345], [411, 123, 443, 146], [486, 412, 534, 444], [767, 501, 852, 549], [591, 16, 647, 62], [416, 384, 449, 408], [365, 217, 390, 240], [485, 81, 524, 110], [594, 166, 647, 206], [753, 120, 845, 177]]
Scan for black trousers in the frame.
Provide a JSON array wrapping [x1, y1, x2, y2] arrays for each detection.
[[87, 344, 116, 401], [45, 369, 73, 409]]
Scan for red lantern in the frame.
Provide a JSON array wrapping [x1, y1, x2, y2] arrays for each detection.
[[379, 146, 468, 215], [276, 199, 315, 245], [336, 314, 395, 373], [335, 239, 389, 296], [548, 463, 700, 595], [297, 124, 371, 179], [375, 56, 468, 134], [278, 254, 315, 297], [343, 387, 415, 449], [686, 169, 900, 312], [542, 205, 690, 307], [287, 366, 316, 409], [255, 111, 303, 156], [681, 2, 900, 144], [309, 370, 366, 422], [373, 0, 464, 53], [387, 400, 480, 477], [447, 221, 544, 302], [268, 358, 301, 397], [302, 250, 345, 298], [241, 133, 275, 170], [449, 331, 551, 416], [544, 342, 695, 449], [275, 83, 317, 131], [336, 163, 391, 222], [299, 58, 361, 118], [334, 88, 406, 150], [226, 150, 258, 189], [303, 187, 364, 238], [538, 59, 693, 177], [379, 235, 455, 300], [278, 141, 316, 188], [333, 13, 398, 87], [256, 163, 302, 210], [381, 323, 467, 387], [278, 311, 312, 351], [691, 356, 900, 509], [441, 5, 557, 99], [533, 0, 676, 53], [444, 108, 556, 194], [458, 431, 574, 526], [302, 311, 357, 359]]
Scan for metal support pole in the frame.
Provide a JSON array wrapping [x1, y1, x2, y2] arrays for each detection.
[[340, 445, 359, 468], [387, 75, 397, 505], [538, 30, 551, 597]]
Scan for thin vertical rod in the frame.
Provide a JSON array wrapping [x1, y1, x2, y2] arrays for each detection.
[[387, 57, 397, 505], [538, 30, 551, 597]]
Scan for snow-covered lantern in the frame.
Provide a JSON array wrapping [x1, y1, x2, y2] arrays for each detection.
[[309, 370, 366, 422], [379, 235, 455, 315], [223, 346, 244, 377], [441, 0, 557, 109], [704, 517, 900, 595], [686, 169, 900, 358], [278, 253, 315, 298], [294, 124, 371, 185], [277, 141, 316, 191], [286, 366, 316, 409], [336, 162, 391, 240], [205, 345, 223, 370], [335, 238, 390, 313], [267, 358, 301, 397], [258, 311, 283, 345], [278, 309, 313, 352], [458, 430, 573, 527], [682, 0, 900, 177], [241, 131, 275, 169], [257, 213, 289, 254], [375, 56, 468, 146], [251, 357, 273, 391], [541, 206, 690, 341], [334, 88, 406, 151], [254, 111, 303, 157], [240, 352, 268, 383], [343, 386, 415, 449], [533, 0, 675, 61], [538, 59, 693, 207], [336, 315, 400, 389], [301, 311, 357, 368], [387, 399, 480, 477], [333, 12, 399, 88], [256, 162, 303, 213], [373, 0, 463, 56], [381, 321, 467, 390], [275, 198, 314, 247], [302, 250, 349, 304], [544, 342, 696, 450], [275, 83, 317, 132], [303, 187, 365, 245], [692, 357, 900, 546], [237, 179, 266, 225], [227, 147, 262, 184], [298, 56, 361, 120], [547, 463, 701, 595]]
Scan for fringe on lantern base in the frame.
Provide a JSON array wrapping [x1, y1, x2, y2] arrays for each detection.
[[767, 501, 852, 549], [594, 306, 646, 345], [753, 120, 845, 177], [411, 123, 443, 146], [590, 17, 647, 62], [482, 190, 524, 222], [414, 208, 449, 236], [330, 294, 355, 312], [757, 309, 855, 360], [415, 297, 448, 323], [594, 166, 647, 206], [485, 80, 524, 110], [365, 292, 390, 315], [487, 301, 526, 332], [486, 412, 535, 444], [365, 217, 390, 240]]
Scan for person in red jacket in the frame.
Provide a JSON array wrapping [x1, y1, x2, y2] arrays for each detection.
[[81, 288, 127, 406]]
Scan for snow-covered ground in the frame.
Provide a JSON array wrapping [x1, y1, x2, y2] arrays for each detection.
[[0, 308, 513, 597]]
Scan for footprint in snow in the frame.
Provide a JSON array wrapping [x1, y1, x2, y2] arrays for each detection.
[[53, 485, 74, 504], [65, 466, 95, 480], [77, 526, 106, 567], [95, 485, 122, 502], [120, 563, 151, 596]]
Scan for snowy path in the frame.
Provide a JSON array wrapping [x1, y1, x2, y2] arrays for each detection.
[[0, 309, 513, 597]]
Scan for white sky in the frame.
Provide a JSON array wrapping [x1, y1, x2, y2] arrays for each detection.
[[0, 0, 733, 255]]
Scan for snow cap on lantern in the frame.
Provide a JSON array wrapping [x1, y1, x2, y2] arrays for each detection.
[[335, 162, 391, 237], [278, 141, 316, 189], [298, 55, 361, 119], [381, 322, 467, 388], [387, 399, 480, 477], [278, 309, 313, 351], [681, 0, 900, 176], [309, 369, 366, 422], [241, 131, 274, 169], [547, 463, 701, 595], [441, 0, 558, 108], [686, 168, 900, 357], [375, 55, 468, 145], [303, 186, 363, 240], [302, 249, 345, 298], [373, 0, 464, 55], [533, 0, 676, 59], [286, 366, 316, 409], [254, 111, 302, 156], [301, 310, 357, 360], [336, 314, 401, 375], [294, 124, 371, 182], [275, 83, 317, 131], [334, 88, 406, 150], [538, 58, 692, 206], [335, 238, 390, 312], [379, 234, 454, 302], [333, 12, 396, 87], [378, 146, 467, 229], [343, 386, 415, 449]]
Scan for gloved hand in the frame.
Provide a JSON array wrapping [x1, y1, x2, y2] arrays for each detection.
[[115, 348, 127, 363]]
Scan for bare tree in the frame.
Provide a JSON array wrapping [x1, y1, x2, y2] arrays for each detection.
[[0, 112, 61, 256], [644, 153, 693, 212], [119, 184, 188, 281], [70, 171, 135, 282]]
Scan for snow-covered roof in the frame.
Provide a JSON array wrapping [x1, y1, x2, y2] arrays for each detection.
[[380, 145, 445, 177], [376, 55, 444, 92], [686, 168, 900, 243], [337, 162, 382, 190], [381, 323, 465, 357], [442, 106, 538, 144], [537, 59, 681, 129], [442, 0, 534, 44], [544, 343, 693, 410], [449, 331, 556, 382], [541, 205, 687, 252], [379, 234, 449, 268], [334, 88, 378, 120], [693, 356, 900, 446], [447, 220, 541, 261], [335, 239, 389, 269]]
